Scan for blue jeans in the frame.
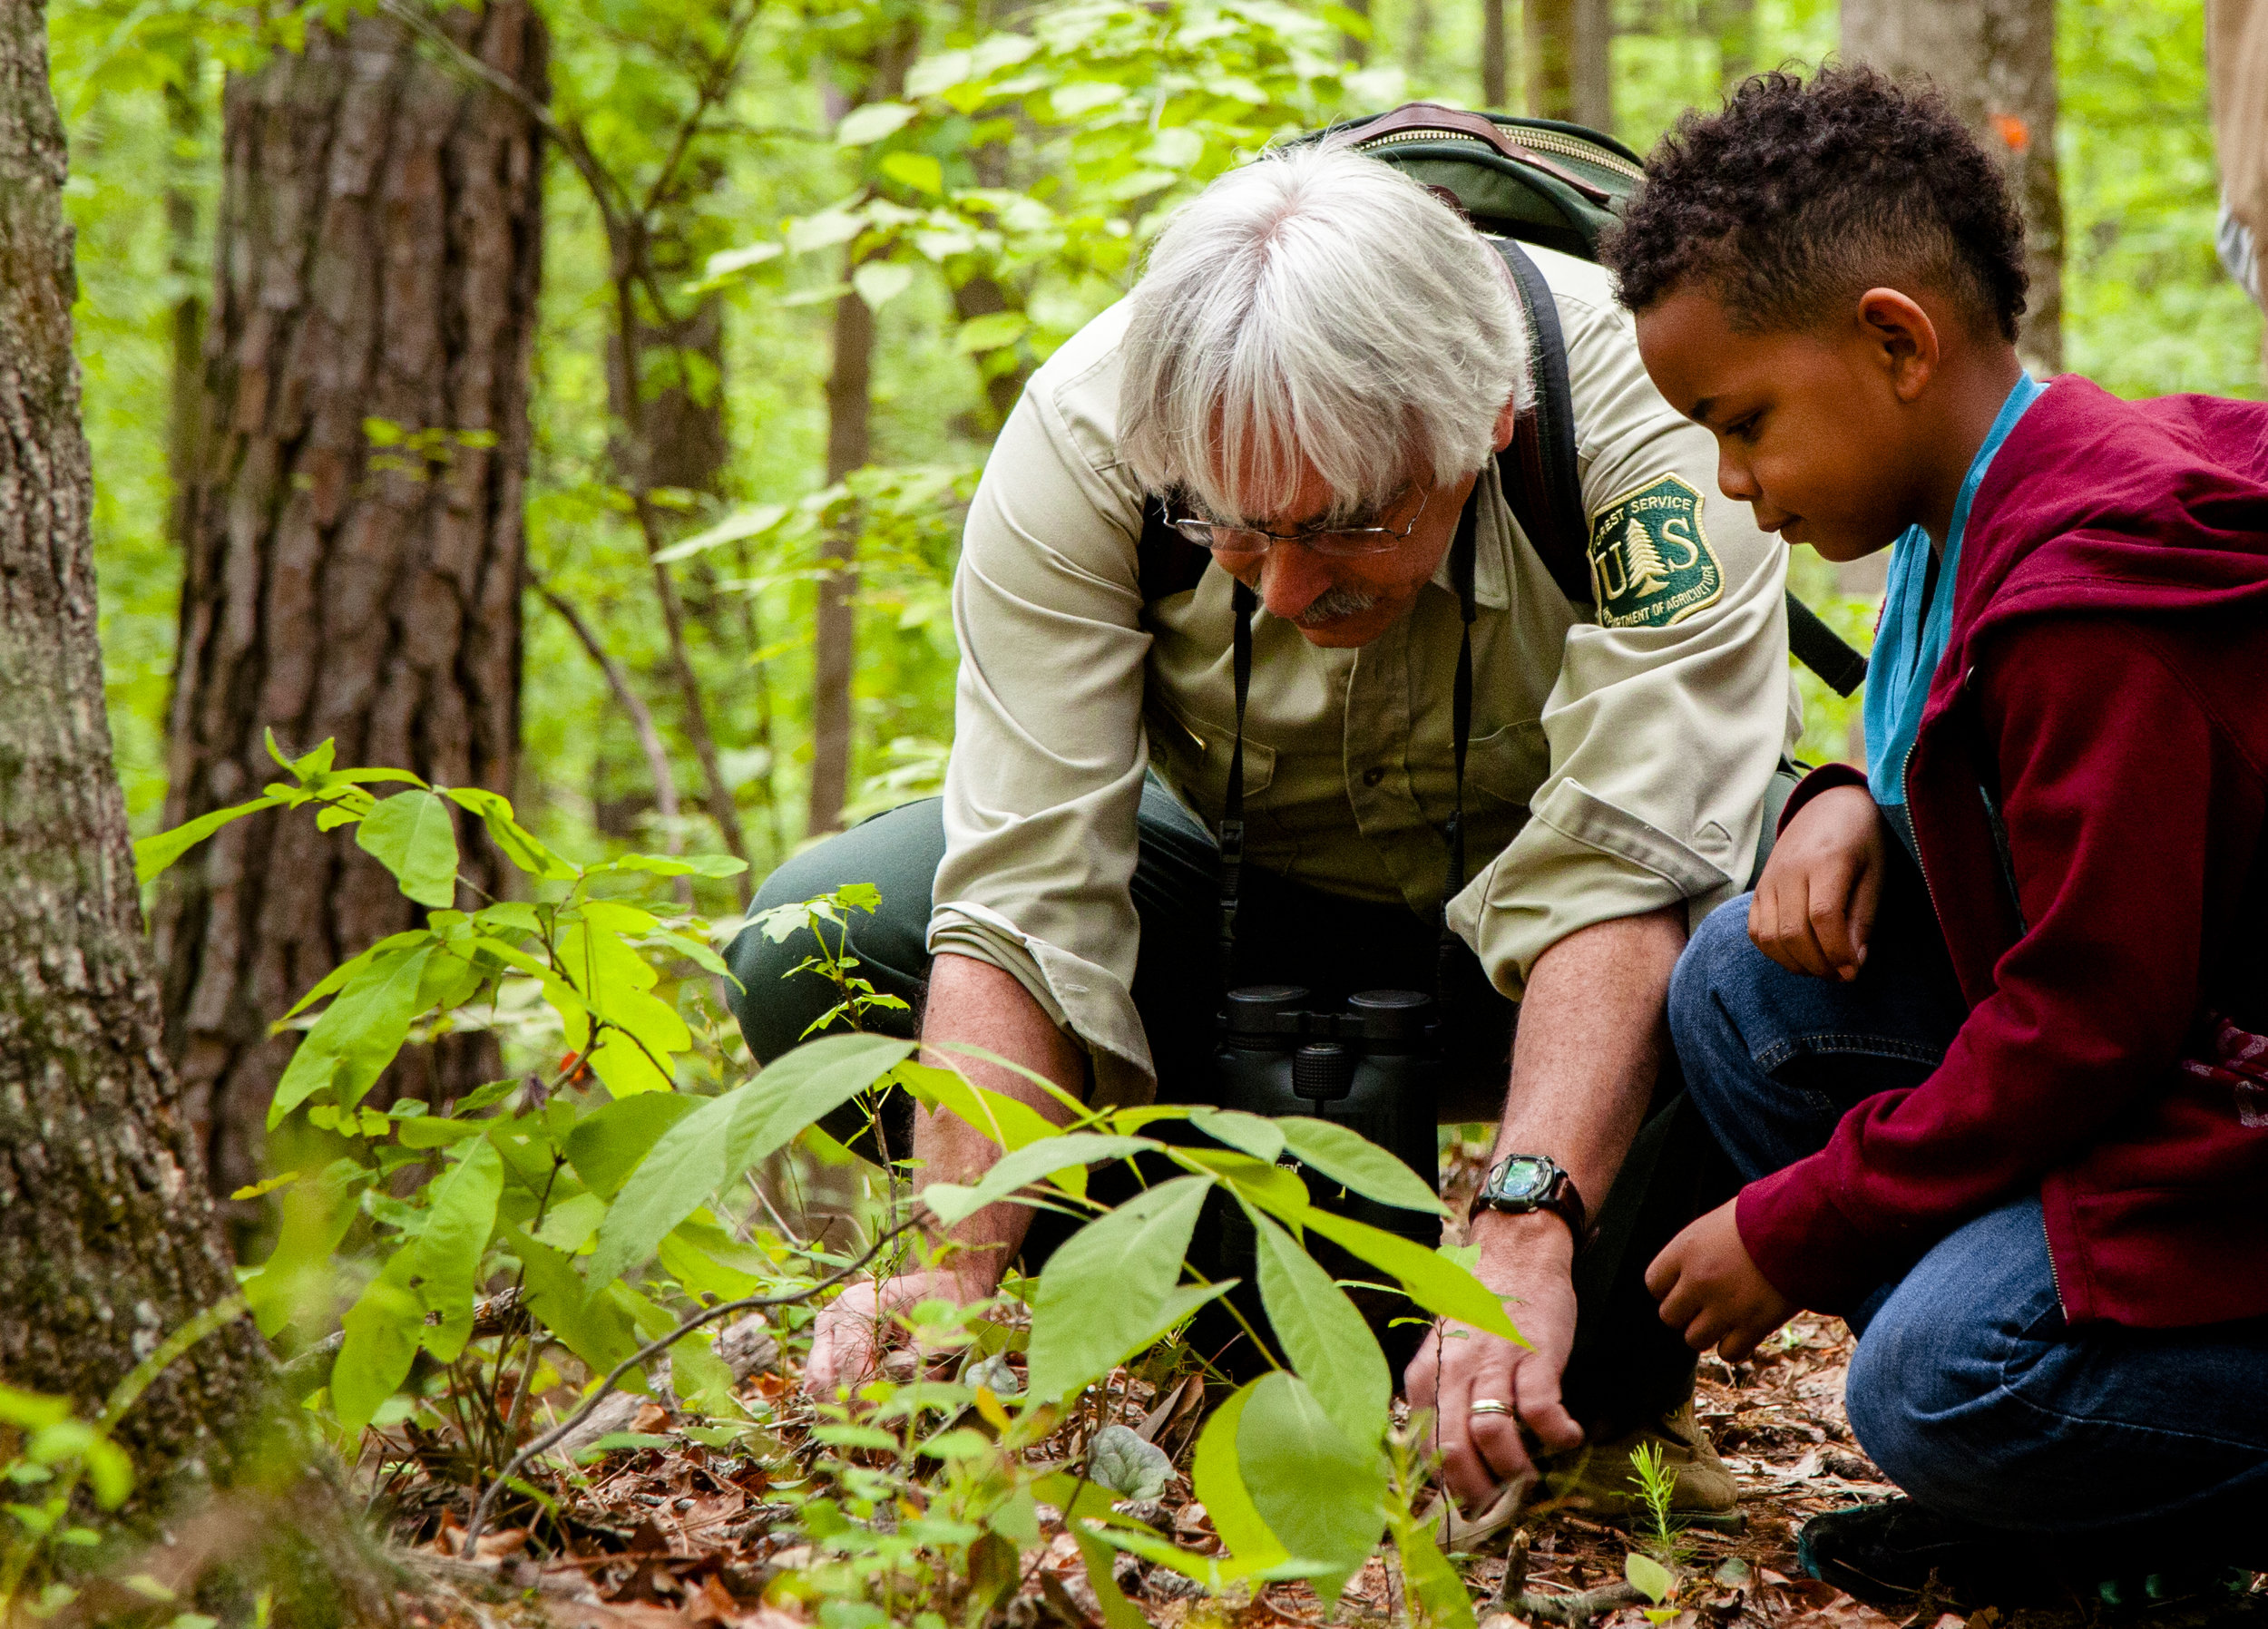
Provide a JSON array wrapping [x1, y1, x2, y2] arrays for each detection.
[[1669, 871, 2268, 1565]]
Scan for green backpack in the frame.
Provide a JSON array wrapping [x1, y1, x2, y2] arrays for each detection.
[[1137, 102, 1868, 697]]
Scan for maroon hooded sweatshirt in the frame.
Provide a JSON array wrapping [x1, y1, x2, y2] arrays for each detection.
[[1737, 376, 2268, 1329]]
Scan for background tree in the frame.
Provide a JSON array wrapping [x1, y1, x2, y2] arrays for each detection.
[[1843, 0, 2066, 372], [1524, 0, 1612, 127], [154, 2, 547, 1220], [0, 0, 269, 1508]]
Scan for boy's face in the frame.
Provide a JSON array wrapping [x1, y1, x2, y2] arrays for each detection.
[[1633, 284, 1923, 561]]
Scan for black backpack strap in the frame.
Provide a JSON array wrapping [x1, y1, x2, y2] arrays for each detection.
[[1138, 493, 1212, 601], [1486, 239, 1871, 699], [1491, 239, 1595, 608]]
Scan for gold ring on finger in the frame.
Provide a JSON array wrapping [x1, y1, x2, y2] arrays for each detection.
[[1468, 1399, 1513, 1417]]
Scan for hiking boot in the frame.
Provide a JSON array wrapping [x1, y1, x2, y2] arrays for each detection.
[[1797, 1497, 2261, 1612], [1540, 1396, 1740, 1522]]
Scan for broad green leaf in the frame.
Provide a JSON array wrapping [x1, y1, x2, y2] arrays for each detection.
[[1627, 1553, 1676, 1605], [853, 260, 915, 311], [1173, 1146, 1309, 1221], [410, 1138, 503, 1361], [652, 503, 788, 564], [836, 100, 917, 143], [670, 1330, 741, 1419], [918, 1134, 1157, 1228], [955, 311, 1028, 354], [1393, 1506, 1479, 1629], [588, 1034, 915, 1286], [80, 1439, 133, 1510], [332, 1252, 422, 1439], [395, 1114, 488, 1149], [356, 789, 460, 908], [1191, 1379, 1289, 1569], [0, 1386, 69, 1429], [657, 1214, 767, 1299], [1070, 1522, 1150, 1629], [1087, 1423, 1172, 1500], [241, 1158, 370, 1335], [507, 1229, 640, 1381], [1023, 1175, 1211, 1403], [269, 942, 436, 1127], [1278, 1117, 1445, 1215], [1237, 1372, 1387, 1600], [601, 852, 748, 879], [444, 787, 579, 881], [565, 1091, 703, 1199], [879, 151, 944, 196], [787, 208, 865, 255], [1242, 1202, 1389, 1449], [1299, 1209, 1521, 1343], [531, 1191, 608, 1254], [1189, 1106, 1284, 1166], [895, 1060, 1061, 1154], [132, 794, 283, 884]]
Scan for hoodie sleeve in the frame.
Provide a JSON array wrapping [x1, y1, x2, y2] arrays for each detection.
[[1735, 616, 2266, 1312]]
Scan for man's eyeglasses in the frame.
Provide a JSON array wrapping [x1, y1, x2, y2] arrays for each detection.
[[1162, 485, 1432, 559]]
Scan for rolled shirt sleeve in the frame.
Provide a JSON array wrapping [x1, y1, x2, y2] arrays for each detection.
[[929, 309, 1161, 1103], [1448, 254, 1797, 998]]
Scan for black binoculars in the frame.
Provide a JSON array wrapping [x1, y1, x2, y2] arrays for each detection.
[[1210, 983, 1444, 1241]]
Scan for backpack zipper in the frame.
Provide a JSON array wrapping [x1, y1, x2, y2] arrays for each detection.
[[1355, 123, 1643, 183]]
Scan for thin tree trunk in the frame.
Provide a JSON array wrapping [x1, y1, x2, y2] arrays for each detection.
[[1571, 0, 1612, 131], [157, 4, 545, 1224], [0, 0, 269, 1496], [807, 32, 915, 839], [1527, 0, 1610, 127], [164, 48, 206, 555], [1481, 0, 1508, 109], [1407, 0, 1437, 88], [1706, 0, 1756, 91], [1343, 0, 1372, 65], [1842, 0, 2065, 373]]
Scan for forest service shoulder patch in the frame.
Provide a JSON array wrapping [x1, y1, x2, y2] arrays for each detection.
[[1587, 473, 1723, 629]]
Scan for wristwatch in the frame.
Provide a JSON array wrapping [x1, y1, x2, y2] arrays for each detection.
[[1469, 1154, 1587, 1242]]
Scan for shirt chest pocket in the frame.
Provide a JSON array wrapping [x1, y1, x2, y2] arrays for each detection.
[[1465, 719, 1549, 810], [1144, 694, 1277, 814]]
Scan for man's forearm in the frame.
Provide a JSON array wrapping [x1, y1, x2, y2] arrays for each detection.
[[1470, 904, 1686, 1256], [914, 953, 1088, 1290]]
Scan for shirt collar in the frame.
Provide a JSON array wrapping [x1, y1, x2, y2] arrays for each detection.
[[1425, 460, 1515, 612]]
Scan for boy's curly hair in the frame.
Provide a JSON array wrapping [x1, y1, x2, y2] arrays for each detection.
[[1599, 64, 2027, 340]]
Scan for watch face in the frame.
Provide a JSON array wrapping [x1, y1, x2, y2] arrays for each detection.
[[1491, 1156, 1554, 1202]]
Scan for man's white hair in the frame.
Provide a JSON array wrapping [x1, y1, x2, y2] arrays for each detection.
[[1119, 142, 1530, 525]]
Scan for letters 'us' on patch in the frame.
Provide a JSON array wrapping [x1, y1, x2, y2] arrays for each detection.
[[1587, 472, 1725, 629]]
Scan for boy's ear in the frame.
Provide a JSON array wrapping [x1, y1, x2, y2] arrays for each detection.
[[1855, 288, 1941, 405]]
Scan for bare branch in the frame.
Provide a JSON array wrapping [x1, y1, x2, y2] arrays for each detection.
[[531, 571, 686, 857]]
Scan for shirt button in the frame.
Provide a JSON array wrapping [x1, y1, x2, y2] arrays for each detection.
[[1363, 766, 1386, 787]]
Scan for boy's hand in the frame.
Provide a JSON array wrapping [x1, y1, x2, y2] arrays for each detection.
[[1645, 1200, 1797, 1362], [1751, 785, 1885, 980]]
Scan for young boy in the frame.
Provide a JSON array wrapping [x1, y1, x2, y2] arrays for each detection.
[[1598, 68, 2268, 1604]]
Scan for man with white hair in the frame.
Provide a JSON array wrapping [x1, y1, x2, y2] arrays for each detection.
[[732, 142, 1797, 1514]]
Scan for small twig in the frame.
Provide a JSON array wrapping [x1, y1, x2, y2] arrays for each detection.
[[532, 570, 685, 861], [459, 1212, 928, 1556], [1501, 1582, 1646, 1625], [1498, 1527, 1530, 1605]]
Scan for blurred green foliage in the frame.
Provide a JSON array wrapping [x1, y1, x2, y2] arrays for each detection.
[[50, 0, 2263, 873]]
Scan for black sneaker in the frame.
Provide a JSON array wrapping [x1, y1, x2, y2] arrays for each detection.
[[1799, 1499, 2260, 1614]]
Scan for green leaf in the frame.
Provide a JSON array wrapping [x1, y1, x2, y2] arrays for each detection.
[[0, 1386, 70, 1430], [853, 260, 916, 311], [1298, 1209, 1521, 1342], [1023, 1175, 1212, 1403], [1278, 1117, 1445, 1214], [565, 1091, 703, 1199], [588, 1034, 915, 1286], [355, 789, 460, 908], [1189, 1107, 1284, 1166], [1237, 1372, 1387, 1600], [444, 787, 578, 881], [896, 1060, 1060, 1153], [1070, 1520, 1152, 1629], [1627, 1552, 1676, 1605], [81, 1438, 133, 1510], [1392, 1504, 1478, 1629], [955, 310, 1028, 353], [269, 943, 437, 1127], [409, 1138, 503, 1361], [879, 151, 944, 196], [836, 100, 917, 143], [508, 1230, 640, 1380], [332, 1252, 422, 1439], [1241, 1202, 1390, 1449], [670, 1330, 740, 1419], [132, 794, 284, 884], [1190, 1379, 1288, 1569], [1086, 1423, 1172, 1500], [918, 1134, 1158, 1227]]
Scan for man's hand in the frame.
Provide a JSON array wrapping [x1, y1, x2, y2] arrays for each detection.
[[1749, 785, 1887, 981], [1404, 1213, 1587, 1510], [803, 1268, 986, 1400], [1645, 1198, 1795, 1362]]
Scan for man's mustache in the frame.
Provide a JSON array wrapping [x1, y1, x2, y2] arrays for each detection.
[[1293, 583, 1382, 627]]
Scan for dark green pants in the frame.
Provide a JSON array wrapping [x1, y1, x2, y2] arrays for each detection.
[[727, 785, 1725, 1429]]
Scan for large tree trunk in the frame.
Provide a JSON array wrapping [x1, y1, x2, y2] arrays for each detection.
[[1842, 0, 2065, 373], [156, 5, 545, 1224], [1524, 0, 1611, 129], [0, 0, 269, 1496]]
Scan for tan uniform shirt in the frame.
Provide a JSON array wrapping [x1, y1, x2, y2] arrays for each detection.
[[931, 242, 1801, 1104]]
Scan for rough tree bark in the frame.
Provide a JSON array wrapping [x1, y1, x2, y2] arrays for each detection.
[[1842, 0, 2065, 373], [806, 30, 916, 840], [0, 0, 269, 1493], [156, 5, 546, 1218], [1524, 0, 1611, 130]]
